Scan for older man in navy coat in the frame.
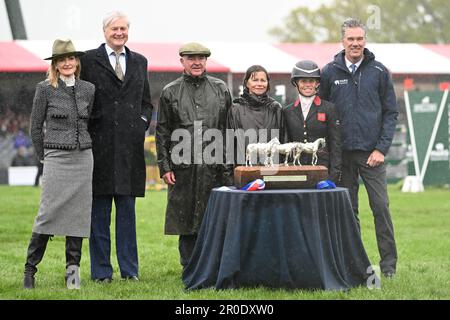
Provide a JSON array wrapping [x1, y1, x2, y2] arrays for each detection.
[[80, 11, 153, 282]]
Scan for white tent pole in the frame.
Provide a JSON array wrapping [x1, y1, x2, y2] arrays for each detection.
[[420, 89, 449, 181], [404, 90, 421, 178]]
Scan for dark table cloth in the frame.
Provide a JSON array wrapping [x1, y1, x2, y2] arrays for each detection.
[[182, 187, 372, 291]]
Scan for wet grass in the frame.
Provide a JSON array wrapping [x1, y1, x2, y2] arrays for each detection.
[[0, 185, 449, 301]]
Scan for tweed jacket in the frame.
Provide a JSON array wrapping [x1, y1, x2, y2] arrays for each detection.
[[30, 78, 95, 161]]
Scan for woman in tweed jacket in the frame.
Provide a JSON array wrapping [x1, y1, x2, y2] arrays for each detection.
[[23, 39, 95, 290]]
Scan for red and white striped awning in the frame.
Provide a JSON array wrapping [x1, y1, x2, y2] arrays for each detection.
[[2, 40, 450, 74]]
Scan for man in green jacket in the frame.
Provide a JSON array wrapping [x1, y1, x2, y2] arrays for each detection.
[[156, 43, 232, 269]]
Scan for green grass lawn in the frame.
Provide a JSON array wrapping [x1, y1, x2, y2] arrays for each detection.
[[0, 184, 449, 300]]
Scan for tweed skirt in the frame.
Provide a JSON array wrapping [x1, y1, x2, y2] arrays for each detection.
[[33, 148, 93, 238]]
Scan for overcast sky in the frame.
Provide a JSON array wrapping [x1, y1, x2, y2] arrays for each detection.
[[1, 0, 329, 42]]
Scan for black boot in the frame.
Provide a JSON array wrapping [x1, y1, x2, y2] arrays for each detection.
[[23, 232, 50, 289], [65, 236, 83, 289]]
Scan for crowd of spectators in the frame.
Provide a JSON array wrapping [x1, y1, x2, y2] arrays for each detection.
[[1, 107, 37, 167], [1, 107, 31, 136]]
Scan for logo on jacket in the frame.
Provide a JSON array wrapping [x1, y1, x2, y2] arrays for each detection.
[[374, 65, 384, 72], [334, 79, 348, 86], [317, 113, 326, 122]]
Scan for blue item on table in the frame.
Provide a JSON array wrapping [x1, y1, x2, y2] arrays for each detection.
[[316, 180, 336, 189]]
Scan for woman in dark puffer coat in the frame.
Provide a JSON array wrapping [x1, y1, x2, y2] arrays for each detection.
[[227, 65, 285, 167]]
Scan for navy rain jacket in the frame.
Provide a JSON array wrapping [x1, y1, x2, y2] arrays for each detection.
[[320, 48, 398, 155]]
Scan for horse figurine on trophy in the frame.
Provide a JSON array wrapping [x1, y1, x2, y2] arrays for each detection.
[[292, 138, 326, 166], [276, 142, 299, 166], [235, 137, 329, 189], [245, 137, 281, 167]]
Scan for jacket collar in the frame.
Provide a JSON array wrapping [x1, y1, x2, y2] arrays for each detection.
[[238, 89, 274, 109], [293, 95, 321, 107], [333, 48, 375, 72], [56, 78, 88, 113], [104, 43, 126, 57], [293, 95, 322, 122], [183, 72, 207, 84], [95, 43, 135, 83]]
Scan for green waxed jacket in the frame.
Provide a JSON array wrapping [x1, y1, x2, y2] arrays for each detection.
[[156, 73, 232, 234]]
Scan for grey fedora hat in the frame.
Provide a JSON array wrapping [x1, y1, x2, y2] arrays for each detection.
[[44, 39, 84, 60]]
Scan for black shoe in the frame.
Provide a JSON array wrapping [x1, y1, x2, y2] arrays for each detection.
[[23, 274, 35, 289], [383, 271, 396, 279], [121, 276, 139, 281], [94, 277, 113, 283]]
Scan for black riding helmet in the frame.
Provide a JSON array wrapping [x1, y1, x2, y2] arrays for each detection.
[[290, 60, 321, 86]]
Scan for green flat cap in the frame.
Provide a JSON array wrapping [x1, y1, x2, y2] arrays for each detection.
[[179, 42, 211, 57]]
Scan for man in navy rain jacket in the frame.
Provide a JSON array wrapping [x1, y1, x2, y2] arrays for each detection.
[[320, 18, 398, 279]]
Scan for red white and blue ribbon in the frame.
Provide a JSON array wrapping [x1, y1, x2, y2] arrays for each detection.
[[241, 179, 265, 191]]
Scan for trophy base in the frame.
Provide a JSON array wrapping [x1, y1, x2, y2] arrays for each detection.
[[234, 165, 328, 189]]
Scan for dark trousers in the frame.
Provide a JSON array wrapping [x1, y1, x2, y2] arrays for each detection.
[[89, 195, 138, 280], [341, 150, 397, 273], [179, 234, 198, 268]]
